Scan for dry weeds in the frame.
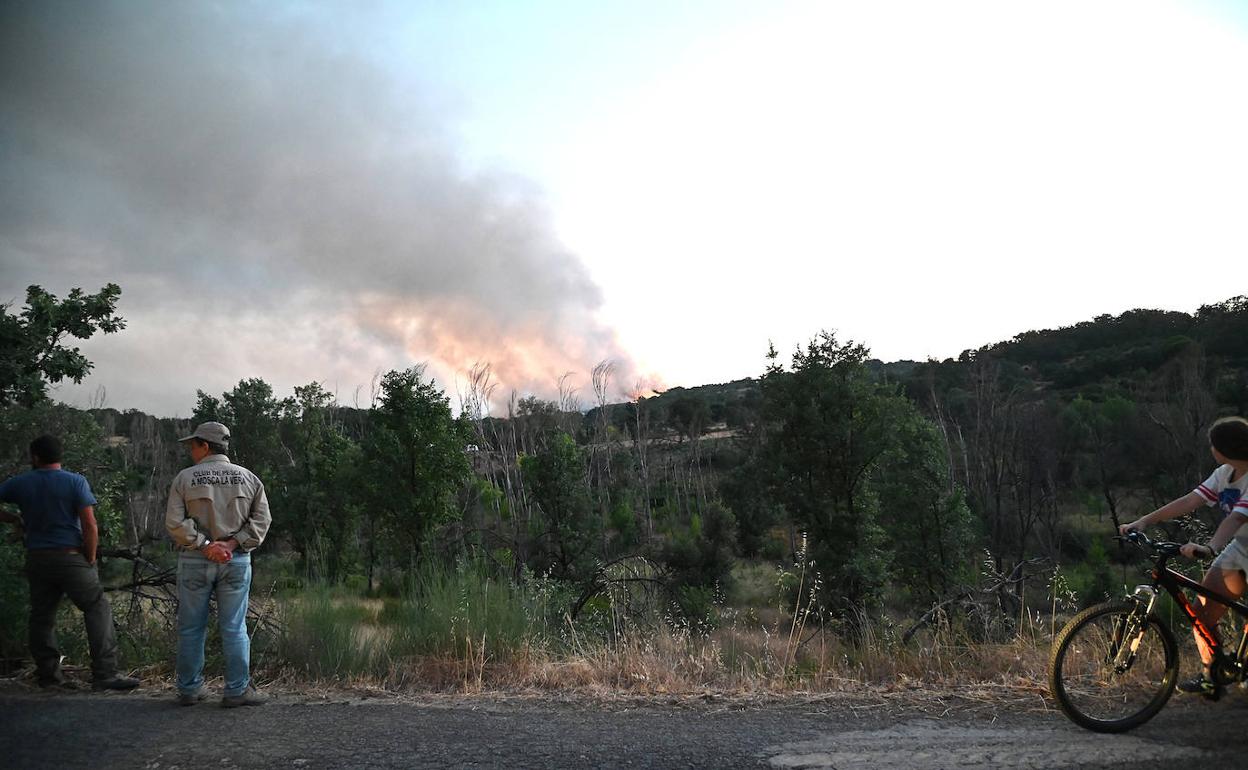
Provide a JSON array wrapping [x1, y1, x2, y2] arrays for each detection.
[[259, 615, 1058, 712]]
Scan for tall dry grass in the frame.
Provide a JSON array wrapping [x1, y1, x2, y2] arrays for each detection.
[[269, 557, 1075, 696]]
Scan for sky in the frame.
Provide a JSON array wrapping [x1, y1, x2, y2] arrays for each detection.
[[2, 0, 1247, 417]]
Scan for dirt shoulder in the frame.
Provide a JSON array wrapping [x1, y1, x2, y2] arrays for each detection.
[[2, 680, 1246, 768]]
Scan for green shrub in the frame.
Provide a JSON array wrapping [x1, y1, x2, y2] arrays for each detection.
[[1061, 539, 1118, 607], [0, 540, 28, 660], [264, 553, 308, 594], [760, 535, 788, 563], [114, 605, 177, 670], [608, 501, 638, 548]]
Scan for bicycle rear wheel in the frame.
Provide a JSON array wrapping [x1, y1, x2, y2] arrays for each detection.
[[1049, 600, 1179, 733]]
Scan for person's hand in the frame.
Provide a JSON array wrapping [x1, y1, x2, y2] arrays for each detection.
[[1118, 520, 1144, 535], [1180, 542, 1215, 560], [202, 542, 233, 563]]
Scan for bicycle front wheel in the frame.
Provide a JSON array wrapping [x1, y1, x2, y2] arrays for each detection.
[[1049, 600, 1179, 733]]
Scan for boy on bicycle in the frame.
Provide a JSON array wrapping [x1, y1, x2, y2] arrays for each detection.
[[1120, 416, 1248, 697]]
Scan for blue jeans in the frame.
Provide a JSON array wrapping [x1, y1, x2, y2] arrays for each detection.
[[176, 550, 252, 697]]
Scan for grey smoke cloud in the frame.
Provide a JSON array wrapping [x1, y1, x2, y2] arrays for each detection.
[[0, 1, 634, 415]]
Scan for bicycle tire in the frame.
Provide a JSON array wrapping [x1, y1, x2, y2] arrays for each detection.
[[1049, 600, 1179, 733]]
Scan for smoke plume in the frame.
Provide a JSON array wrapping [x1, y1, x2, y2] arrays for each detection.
[[0, 1, 636, 415]]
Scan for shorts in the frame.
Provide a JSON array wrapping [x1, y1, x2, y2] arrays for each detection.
[[1211, 539, 1248, 575]]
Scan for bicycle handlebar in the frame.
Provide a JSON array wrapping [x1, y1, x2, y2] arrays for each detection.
[[1117, 529, 1187, 557]]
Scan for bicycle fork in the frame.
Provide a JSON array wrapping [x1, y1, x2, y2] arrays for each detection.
[[1108, 587, 1158, 673]]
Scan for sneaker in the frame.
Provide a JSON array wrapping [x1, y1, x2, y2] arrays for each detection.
[[1177, 674, 1222, 700], [221, 686, 267, 708], [92, 674, 140, 691]]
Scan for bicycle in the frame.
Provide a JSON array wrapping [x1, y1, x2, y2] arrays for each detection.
[[1048, 530, 1248, 732]]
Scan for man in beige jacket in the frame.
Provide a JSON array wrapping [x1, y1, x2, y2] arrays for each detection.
[[166, 421, 271, 707]]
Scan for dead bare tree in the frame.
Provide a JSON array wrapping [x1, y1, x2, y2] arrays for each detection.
[[627, 380, 654, 542], [557, 371, 581, 436], [589, 361, 617, 545], [1141, 342, 1218, 502]]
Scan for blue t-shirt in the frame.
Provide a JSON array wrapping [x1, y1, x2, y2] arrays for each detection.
[[0, 468, 98, 550]]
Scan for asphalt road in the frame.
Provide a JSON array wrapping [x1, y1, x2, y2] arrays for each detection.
[[2, 685, 1247, 768]]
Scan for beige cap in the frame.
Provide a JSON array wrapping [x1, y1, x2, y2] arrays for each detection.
[[179, 421, 231, 447]]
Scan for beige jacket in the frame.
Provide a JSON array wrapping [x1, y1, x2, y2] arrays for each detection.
[[165, 454, 271, 552]]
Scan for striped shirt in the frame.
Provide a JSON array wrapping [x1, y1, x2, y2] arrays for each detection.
[[1195, 464, 1248, 516], [1195, 464, 1248, 546]]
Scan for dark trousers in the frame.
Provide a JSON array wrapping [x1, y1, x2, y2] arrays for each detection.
[[25, 550, 119, 682]]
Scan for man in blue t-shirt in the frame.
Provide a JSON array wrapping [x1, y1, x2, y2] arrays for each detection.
[[0, 435, 139, 690]]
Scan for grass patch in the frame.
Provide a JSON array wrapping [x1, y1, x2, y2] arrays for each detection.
[[383, 561, 563, 657], [279, 587, 387, 679], [726, 561, 782, 608], [13, 556, 1086, 697], [257, 556, 1070, 696]]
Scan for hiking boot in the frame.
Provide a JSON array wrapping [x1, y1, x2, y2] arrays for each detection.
[[92, 674, 140, 691], [221, 686, 267, 708], [177, 687, 206, 706], [1177, 674, 1222, 700], [38, 677, 78, 691]]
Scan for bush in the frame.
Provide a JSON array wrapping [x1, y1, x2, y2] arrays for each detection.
[[0, 540, 28, 660], [658, 503, 737, 619], [1047, 539, 1120, 609], [608, 500, 638, 548], [113, 603, 178, 670]]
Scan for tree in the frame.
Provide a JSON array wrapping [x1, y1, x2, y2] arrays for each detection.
[[277, 383, 362, 582], [522, 432, 599, 582], [1195, 295, 1248, 367], [874, 407, 976, 602], [757, 333, 896, 613], [1136, 341, 1218, 506], [668, 396, 710, 443], [362, 367, 472, 577], [1062, 394, 1140, 532], [513, 395, 561, 455], [193, 378, 289, 482], [937, 354, 1056, 607], [0, 284, 125, 406]]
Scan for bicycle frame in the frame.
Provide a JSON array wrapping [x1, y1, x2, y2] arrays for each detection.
[[1139, 550, 1248, 677]]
